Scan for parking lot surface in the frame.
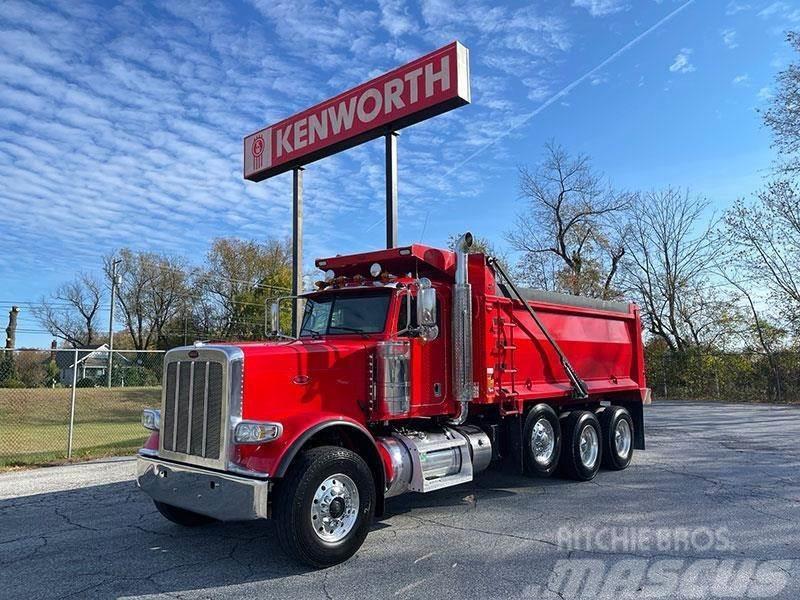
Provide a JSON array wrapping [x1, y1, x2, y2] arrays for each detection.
[[2, 401, 799, 599]]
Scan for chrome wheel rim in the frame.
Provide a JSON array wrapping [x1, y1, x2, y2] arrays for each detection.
[[531, 417, 556, 466], [579, 424, 599, 468], [310, 474, 360, 542], [615, 419, 632, 460]]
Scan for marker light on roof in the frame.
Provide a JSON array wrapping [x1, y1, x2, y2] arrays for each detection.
[[370, 263, 382, 277], [399, 248, 411, 255]]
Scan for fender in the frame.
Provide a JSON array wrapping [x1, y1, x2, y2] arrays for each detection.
[[272, 414, 387, 516], [274, 416, 375, 476]]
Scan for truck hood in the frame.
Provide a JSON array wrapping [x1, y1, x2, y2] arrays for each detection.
[[235, 339, 372, 422]]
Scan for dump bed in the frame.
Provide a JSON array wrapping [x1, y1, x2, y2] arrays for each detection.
[[469, 255, 647, 409]]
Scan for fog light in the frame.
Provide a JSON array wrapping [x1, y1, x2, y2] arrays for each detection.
[[234, 421, 283, 444], [142, 408, 161, 431]]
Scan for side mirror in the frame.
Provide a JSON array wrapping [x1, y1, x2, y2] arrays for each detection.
[[417, 287, 437, 328], [269, 301, 280, 336]]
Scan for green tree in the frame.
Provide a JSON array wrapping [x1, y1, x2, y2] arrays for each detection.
[[198, 238, 292, 340], [0, 353, 17, 387]]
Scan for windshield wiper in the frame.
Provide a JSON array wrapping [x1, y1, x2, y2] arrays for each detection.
[[329, 325, 369, 336], [302, 329, 322, 339]]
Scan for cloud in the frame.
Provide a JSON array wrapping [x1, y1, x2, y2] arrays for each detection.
[[758, 86, 774, 100], [732, 73, 749, 85], [726, 2, 751, 15], [669, 48, 696, 74], [377, 0, 416, 37], [0, 0, 584, 296], [758, 1, 800, 21], [572, 0, 629, 17], [721, 28, 738, 49]]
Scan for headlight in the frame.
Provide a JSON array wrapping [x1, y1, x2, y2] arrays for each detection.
[[142, 408, 161, 431], [234, 421, 283, 444]]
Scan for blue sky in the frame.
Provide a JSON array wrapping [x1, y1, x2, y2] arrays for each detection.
[[1, 0, 798, 347]]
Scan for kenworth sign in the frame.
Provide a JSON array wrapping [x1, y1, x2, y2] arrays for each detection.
[[243, 41, 471, 181]]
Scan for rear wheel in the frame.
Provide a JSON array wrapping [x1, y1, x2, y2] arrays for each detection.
[[274, 446, 375, 568], [559, 411, 602, 481], [522, 404, 561, 477], [153, 501, 216, 527], [599, 406, 634, 470]]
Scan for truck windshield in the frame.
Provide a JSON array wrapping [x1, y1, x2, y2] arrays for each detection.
[[299, 290, 391, 336]]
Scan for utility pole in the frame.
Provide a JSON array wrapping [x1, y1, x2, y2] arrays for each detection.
[[5, 306, 18, 351], [107, 259, 121, 388]]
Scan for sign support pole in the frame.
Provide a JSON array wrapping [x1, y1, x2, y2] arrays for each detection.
[[292, 167, 304, 337], [385, 131, 398, 249]]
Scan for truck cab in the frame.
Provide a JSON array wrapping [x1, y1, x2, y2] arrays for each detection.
[[136, 234, 647, 567]]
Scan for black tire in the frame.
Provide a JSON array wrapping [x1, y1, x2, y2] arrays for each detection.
[[558, 410, 602, 481], [599, 406, 634, 470], [273, 446, 375, 568], [153, 500, 216, 527], [522, 403, 561, 477]]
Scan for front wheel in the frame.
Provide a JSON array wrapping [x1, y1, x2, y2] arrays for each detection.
[[273, 446, 375, 568]]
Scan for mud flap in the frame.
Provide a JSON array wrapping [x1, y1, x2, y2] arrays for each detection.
[[503, 414, 525, 473], [621, 400, 646, 450]]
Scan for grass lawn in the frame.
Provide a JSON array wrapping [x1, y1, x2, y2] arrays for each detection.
[[1, 386, 160, 468]]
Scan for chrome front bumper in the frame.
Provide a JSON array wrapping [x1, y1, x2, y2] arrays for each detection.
[[136, 456, 270, 521]]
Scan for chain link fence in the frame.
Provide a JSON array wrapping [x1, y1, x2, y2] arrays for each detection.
[[3, 346, 799, 468], [1, 348, 164, 467], [646, 349, 800, 404]]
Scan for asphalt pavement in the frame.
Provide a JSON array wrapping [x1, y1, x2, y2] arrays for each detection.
[[2, 401, 799, 599]]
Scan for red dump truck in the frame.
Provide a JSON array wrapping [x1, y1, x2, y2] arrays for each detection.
[[136, 233, 648, 566]]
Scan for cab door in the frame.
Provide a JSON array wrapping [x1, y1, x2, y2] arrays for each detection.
[[397, 290, 448, 413]]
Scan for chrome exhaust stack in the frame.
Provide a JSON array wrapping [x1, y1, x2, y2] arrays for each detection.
[[450, 232, 473, 425]]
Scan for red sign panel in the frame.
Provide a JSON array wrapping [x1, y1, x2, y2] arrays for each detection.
[[244, 41, 470, 181]]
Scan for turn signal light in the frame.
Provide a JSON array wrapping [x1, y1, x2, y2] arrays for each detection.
[[234, 421, 283, 444], [142, 408, 161, 431]]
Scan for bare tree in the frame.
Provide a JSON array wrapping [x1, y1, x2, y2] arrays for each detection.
[[446, 232, 510, 271], [106, 249, 189, 350], [507, 141, 631, 298], [33, 273, 102, 347], [623, 188, 738, 351], [762, 32, 800, 174], [718, 273, 786, 401], [724, 180, 800, 333]]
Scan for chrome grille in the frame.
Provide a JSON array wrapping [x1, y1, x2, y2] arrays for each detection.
[[163, 360, 224, 460]]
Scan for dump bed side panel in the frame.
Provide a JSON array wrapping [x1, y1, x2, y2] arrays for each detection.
[[474, 286, 646, 409]]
